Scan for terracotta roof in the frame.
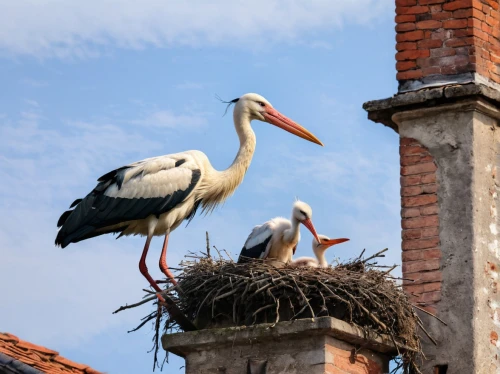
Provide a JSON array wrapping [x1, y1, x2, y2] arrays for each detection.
[[0, 332, 103, 374]]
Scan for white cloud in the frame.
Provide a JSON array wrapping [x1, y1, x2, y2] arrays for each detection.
[[0, 0, 392, 59]]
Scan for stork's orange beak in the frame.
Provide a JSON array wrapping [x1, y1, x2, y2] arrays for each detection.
[[301, 218, 322, 244], [263, 107, 323, 146], [322, 238, 350, 249]]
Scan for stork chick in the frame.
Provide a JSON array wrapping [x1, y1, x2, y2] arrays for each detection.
[[291, 235, 350, 268], [237, 200, 321, 266]]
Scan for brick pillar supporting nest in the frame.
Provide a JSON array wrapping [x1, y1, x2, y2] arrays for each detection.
[[364, 0, 500, 372], [395, 0, 500, 91], [162, 317, 396, 374], [400, 138, 442, 315]]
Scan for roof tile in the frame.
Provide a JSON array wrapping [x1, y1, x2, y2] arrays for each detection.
[[16, 341, 59, 356], [0, 332, 102, 374], [0, 333, 19, 343]]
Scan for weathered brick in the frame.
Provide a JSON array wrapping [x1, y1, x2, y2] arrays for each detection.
[[400, 145, 426, 155], [420, 290, 442, 302], [404, 284, 425, 294], [396, 22, 417, 33], [403, 228, 422, 240], [423, 282, 442, 292], [401, 175, 422, 186], [422, 184, 438, 193], [397, 70, 424, 80], [397, 49, 430, 60], [421, 226, 439, 237], [423, 66, 442, 75], [417, 20, 442, 29], [420, 0, 446, 4], [401, 162, 437, 176], [403, 194, 438, 207], [396, 30, 425, 42], [423, 248, 442, 259], [402, 186, 423, 196], [432, 10, 453, 20], [397, 60, 418, 71], [420, 155, 434, 163], [403, 270, 442, 285], [400, 138, 419, 146], [401, 155, 422, 165], [421, 173, 437, 184], [402, 207, 421, 218], [443, 0, 472, 11], [402, 250, 423, 262], [403, 237, 440, 250], [402, 215, 439, 229], [418, 38, 443, 49], [431, 47, 457, 57], [396, 0, 417, 5], [445, 37, 473, 47], [403, 258, 441, 273], [396, 14, 417, 23], [420, 205, 439, 216], [397, 5, 430, 15]]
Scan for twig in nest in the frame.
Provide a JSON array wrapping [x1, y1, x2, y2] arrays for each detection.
[[206, 231, 211, 258], [113, 295, 157, 314], [412, 305, 447, 326]]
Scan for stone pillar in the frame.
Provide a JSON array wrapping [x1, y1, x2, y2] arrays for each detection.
[[162, 317, 396, 374], [364, 1, 500, 372]]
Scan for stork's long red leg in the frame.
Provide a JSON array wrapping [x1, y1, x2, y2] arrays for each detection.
[[139, 235, 165, 302], [159, 233, 177, 286]]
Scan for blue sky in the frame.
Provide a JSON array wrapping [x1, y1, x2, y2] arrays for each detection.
[[0, 1, 400, 373]]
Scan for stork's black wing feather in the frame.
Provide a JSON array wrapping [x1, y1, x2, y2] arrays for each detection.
[[55, 155, 201, 248]]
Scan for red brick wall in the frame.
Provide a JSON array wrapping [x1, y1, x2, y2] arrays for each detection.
[[325, 344, 383, 374], [400, 137, 442, 314], [395, 0, 500, 86]]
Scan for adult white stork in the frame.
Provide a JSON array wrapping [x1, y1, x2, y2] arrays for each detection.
[[290, 235, 350, 268], [55, 93, 323, 301], [237, 200, 321, 265]]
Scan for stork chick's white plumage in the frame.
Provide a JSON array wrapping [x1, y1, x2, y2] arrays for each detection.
[[55, 93, 323, 307], [237, 201, 321, 265], [291, 235, 350, 268]]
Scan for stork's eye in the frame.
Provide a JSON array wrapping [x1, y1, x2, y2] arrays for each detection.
[[299, 210, 306, 216], [257, 101, 266, 107]]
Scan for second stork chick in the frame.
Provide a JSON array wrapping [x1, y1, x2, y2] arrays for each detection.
[[291, 235, 350, 268]]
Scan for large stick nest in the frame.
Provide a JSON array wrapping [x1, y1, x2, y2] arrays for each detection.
[[117, 243, 438, 373]]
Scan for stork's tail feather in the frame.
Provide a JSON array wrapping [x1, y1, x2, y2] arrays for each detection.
[[57, 210, 72, 228]]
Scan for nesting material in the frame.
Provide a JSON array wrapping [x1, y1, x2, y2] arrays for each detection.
[[118, 247, 433, 373]]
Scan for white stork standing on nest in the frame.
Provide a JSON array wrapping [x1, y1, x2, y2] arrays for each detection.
[[55, 93, 323, 302], [290, 235, 350, 268], [237, 200, 321, 265]]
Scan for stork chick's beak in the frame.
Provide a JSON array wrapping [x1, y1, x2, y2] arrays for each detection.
[[263, 107, 323, 146], [321, 238, 350, 249], [301, 218, 322, 244]]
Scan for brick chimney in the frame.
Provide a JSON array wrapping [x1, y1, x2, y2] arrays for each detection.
[[162, 317, 396, 374], [395, 0, 500, 92], [364, 0, 500, 372]]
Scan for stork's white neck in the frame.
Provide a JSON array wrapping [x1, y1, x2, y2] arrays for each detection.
[[201, 111, 256, 211], [313, 247, 328, 268], [283, 217, 301, 245]]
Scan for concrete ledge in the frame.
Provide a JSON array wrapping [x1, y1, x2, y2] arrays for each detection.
[[362, 83, 500, 132], [162, 316, 401, 358]]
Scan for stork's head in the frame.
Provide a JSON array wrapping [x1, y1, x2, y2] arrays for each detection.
[[232, 93, 323, 146], [291, 200, 321, 243], [312, 235, 350, 257]]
